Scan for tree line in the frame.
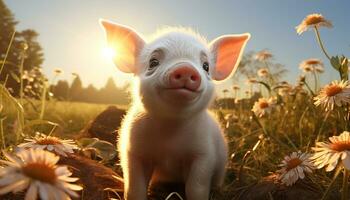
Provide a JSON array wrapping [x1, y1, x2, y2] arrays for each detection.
[[0, 0, 130, 105], [51, 76, 130, 105]]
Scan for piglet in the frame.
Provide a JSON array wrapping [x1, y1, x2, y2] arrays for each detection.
[[100, 20, 250, 200]]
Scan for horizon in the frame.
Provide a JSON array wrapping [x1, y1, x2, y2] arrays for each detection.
[[4, 0, 350, 95]]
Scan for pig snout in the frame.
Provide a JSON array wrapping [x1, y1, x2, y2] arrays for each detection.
[[168, 66, 201, 91]]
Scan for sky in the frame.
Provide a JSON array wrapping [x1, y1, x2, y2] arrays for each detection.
[[4, 0, 350, 96]]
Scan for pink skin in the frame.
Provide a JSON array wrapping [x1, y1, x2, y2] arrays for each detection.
[[164, 64, 201, 102]]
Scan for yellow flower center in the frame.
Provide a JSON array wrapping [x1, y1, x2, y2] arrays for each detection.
[[305, 15, 326, 26], [259, 102, 269, 109], [305, 60, 320, 65], [286, 158, 302, 171], [22, 163, 57, 183], [330, 142, 350, 152], [36, 137, 62, 145], [325, 85, 343, 97]]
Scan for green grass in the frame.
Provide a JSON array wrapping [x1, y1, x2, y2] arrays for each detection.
[[1, 99, 126, 142]]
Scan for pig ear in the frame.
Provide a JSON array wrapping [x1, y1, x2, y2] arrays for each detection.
[[209, 33, 250, 81], [100, 19, 145, 73]]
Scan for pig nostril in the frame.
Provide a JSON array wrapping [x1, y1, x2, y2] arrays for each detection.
[[191, 75, 197, 81], [175, 74, 181, 79]]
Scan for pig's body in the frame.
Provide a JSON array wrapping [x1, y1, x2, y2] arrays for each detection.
[[101, 20, 250, 200], [119, 105, 227, 198]]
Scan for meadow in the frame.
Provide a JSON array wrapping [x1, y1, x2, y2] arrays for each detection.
[[0, 12, 350, 200]]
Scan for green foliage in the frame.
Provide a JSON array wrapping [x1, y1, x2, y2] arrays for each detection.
[[51, 76, 130, 105], [235, 51, 287, 82], [330, 55, 349, 81], [77, 137, 117, 163], [0, 0, 45, 96]]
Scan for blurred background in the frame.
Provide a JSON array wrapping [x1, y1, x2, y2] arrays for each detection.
[[1, 0, 349, 104]]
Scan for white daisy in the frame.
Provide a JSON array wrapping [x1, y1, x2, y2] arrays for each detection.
[[257, 68, 269, 77], [311, 131, 350, 172], [315, 66, 324, 73], [251, 97, 276, 117], [277, 151, 314, 186], [314, 80, 350, 111], [245, 78, 258, 85], [278, 86, 292, 97], [299, 58, 323, 73], [0, 149, 82, 200], [296, 13, 333, 35], [18, 134, 79, 157], [232, 85, 240, 90], [255, 50, 273, 61]]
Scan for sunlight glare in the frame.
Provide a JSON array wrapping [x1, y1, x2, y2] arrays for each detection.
[[102, 46, 117, 60]]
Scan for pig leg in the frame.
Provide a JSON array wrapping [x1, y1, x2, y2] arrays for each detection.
[[185, 157, 212, 200], [124, 155, 153, 200]]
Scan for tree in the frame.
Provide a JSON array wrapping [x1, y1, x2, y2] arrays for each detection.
[[99, 77, 130, 105], [17, 30, 44, 71], [0, 0, 45, 96], [0, 0, 17, 63], [83, 84, 98, 103], [53, 80, 69, 100], [69, 76, 83, 101]]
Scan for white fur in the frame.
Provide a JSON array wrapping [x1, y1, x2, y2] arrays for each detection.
[[100, 21, 249, 200], [120, 31, 226, 200]]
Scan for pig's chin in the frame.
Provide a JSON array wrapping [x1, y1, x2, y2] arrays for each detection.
[[159, 87, 201, 105]]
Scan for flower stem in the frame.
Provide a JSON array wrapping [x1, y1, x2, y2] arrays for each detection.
[[0, 31, 16, 76], [321, 167, 342, 200], [314, 27, 331, 61], [304, 80, 315, 96], [316, 111, 330, 143], [39, 81, 48, 120], [312, 70, 318, 92], [299, 106, 310, 146], [252, 113, 290, 150], [342, 169, 349, 200], [0, 118, 5, 149], [19, 53, 25, 104]]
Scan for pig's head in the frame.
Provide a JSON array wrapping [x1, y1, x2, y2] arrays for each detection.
[[100, 20, 250, 117]]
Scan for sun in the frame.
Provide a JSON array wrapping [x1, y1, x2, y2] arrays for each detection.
[[102, 46, 117, 59]]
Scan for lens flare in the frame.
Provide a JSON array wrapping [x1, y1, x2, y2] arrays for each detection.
[[102, 46, 117, 59]]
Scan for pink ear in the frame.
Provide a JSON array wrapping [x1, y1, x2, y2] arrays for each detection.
[[210, 34, 250, 81], [100, 19, 145, 73]]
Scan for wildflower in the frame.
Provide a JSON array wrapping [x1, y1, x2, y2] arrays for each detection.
[[299, 58, 323, 73], [315, 66, 324, 73], [18, 133, 79, 157], [314, 80, 350, 111], [277, 151, 314, 186], [296, 13, 333, 35], [232, 85, 240, 90], [54, 68, 63, 75], [251, 97, 276, 117], [71, 73, 78, 77], [0, 149, 82, 200], [258, 68, 269, 77], [222, 89, 229, 94], [311, 131, 350, 171], [246, 78, 258, 85], [20, 42, 29, 51], [278, 86, 292, 97], [255, 50, 273, 61]]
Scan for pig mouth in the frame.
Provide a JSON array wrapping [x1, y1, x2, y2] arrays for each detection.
[[162, 87, 201, 102]]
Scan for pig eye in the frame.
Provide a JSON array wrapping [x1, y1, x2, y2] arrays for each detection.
[[149, 58, 160, 69], [202, 62, 209, 73]]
